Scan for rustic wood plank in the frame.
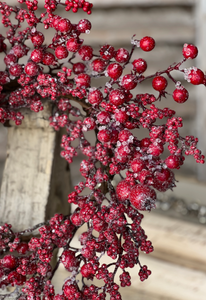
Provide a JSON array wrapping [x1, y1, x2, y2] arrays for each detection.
[[0, 103, 71, 231]]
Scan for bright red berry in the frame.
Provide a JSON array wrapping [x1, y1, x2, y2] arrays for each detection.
[[55, 46, 68, 59], [152, 76, 168, 91], [130, 184, 156, 211], [107, 63, 123, 80], [182, 43, 198, 59], [140, 36, 155, 52], [173, 87, 189, 103], [132, 58, 147, 73]]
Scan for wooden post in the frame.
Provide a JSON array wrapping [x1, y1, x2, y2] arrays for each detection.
[[195, 0, 206, 181], [0, 103, 71, 232]]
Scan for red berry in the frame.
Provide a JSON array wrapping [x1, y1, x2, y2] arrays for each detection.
[[4, 54, 17, 66], [66, 38, 82, 52], [12, 44, 28, 58], [130, 184, 156, 211], [97, 111, 110, 124], [132, 58, 147, 74], [91, 59, 106, 73], [107, 63, 123, 80], [25, 62, 39, 76], [114, 48, 129, 63], [99, 44, 115, 60], [9, 63, 23, 77], [131, 158, 145, 173], [109, 89, 125, 106], [116, 180, 131, 201], [173, 87, 189, 103], [165, 155, 180, 169], [55, 46, 68, 59], [182, 43, 198, 59], [61, 250, 79, 272], [30, 49, 43, 63], [78, 45, 93, 61], [31, 31, 44, 46], [186, 68, 204, 85], [140, 36, 155, 52], [77, 19, 91, 33], [88, 89, 103, 105], [42, 52, 56, 65], [73, 62, 86, 74], [114, 109, 128, 123], [97, 129, 111, 143], [75, 73, 90, 88], [57, 18, 72, 33], [1, 255, 17, 269], [120, 74, 137, 90], [152, 76, 168, 91]]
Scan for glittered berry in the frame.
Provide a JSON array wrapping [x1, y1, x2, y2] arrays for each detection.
[[55, 45, 68, 59], [140, 36, 155, 52], [130, 184, 156, 211], [61, 250, 80, 272], [9, 63, 23, 77], [99, 44, 115, 60], [97, 129, 111, 143], [1, 255, 17, 269], [152, 76, 168, 91], [132, 58, 147, 74], [173, 87, 189, 103], [182, 43, 198, 59], [107, 63, 123, 80]]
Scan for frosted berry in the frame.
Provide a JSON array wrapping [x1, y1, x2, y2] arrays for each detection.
[[182, 43, 198, 59], [97, 129, 111, 143], [109, 89, 125, 106], [25, 62, 39, 76], [187, 68, 204, 85], [42, 52, 56, 65], [88, 89, 103, 105], [116, 180, 131, 201], [61, 250, 79, 272], [75, 73, 90, 88], [140, 36, 155, 52], [1, 255, 17, 269], [4, 54, 17, 66], [77, 19, 91, 33], [173, 87, 189, 103], [130, 184, 156, 211], [107, 63, 123, 80], [9, 63, 23, 77], [120, 74, 137, 90], [152, 76, 168, 91], [99, 44, 115, 60], [91, 59, 106, 73], [78, 45, 93, 61], [114, 48, 129, 63], [30, 49, 43, 63], [132, 58, 147, 74], [66, 38, 81, 52], [55, 46, 68, 59], [165, 155, 180, 169], [57, 18, 72, 33], [97, 111, 110, 124], [31, 31, 44, 46], [73, 62, 86, 74]]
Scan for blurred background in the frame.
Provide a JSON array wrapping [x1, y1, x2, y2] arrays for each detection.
[[0, 0, 206, 299]]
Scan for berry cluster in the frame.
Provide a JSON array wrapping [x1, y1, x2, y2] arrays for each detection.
[[0, 1, 205, 299]]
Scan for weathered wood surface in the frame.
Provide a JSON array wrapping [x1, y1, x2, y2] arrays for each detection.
[[0, 103, 71, 231]]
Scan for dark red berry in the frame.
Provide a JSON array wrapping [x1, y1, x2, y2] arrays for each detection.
[[107, 63, 123, 80]]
